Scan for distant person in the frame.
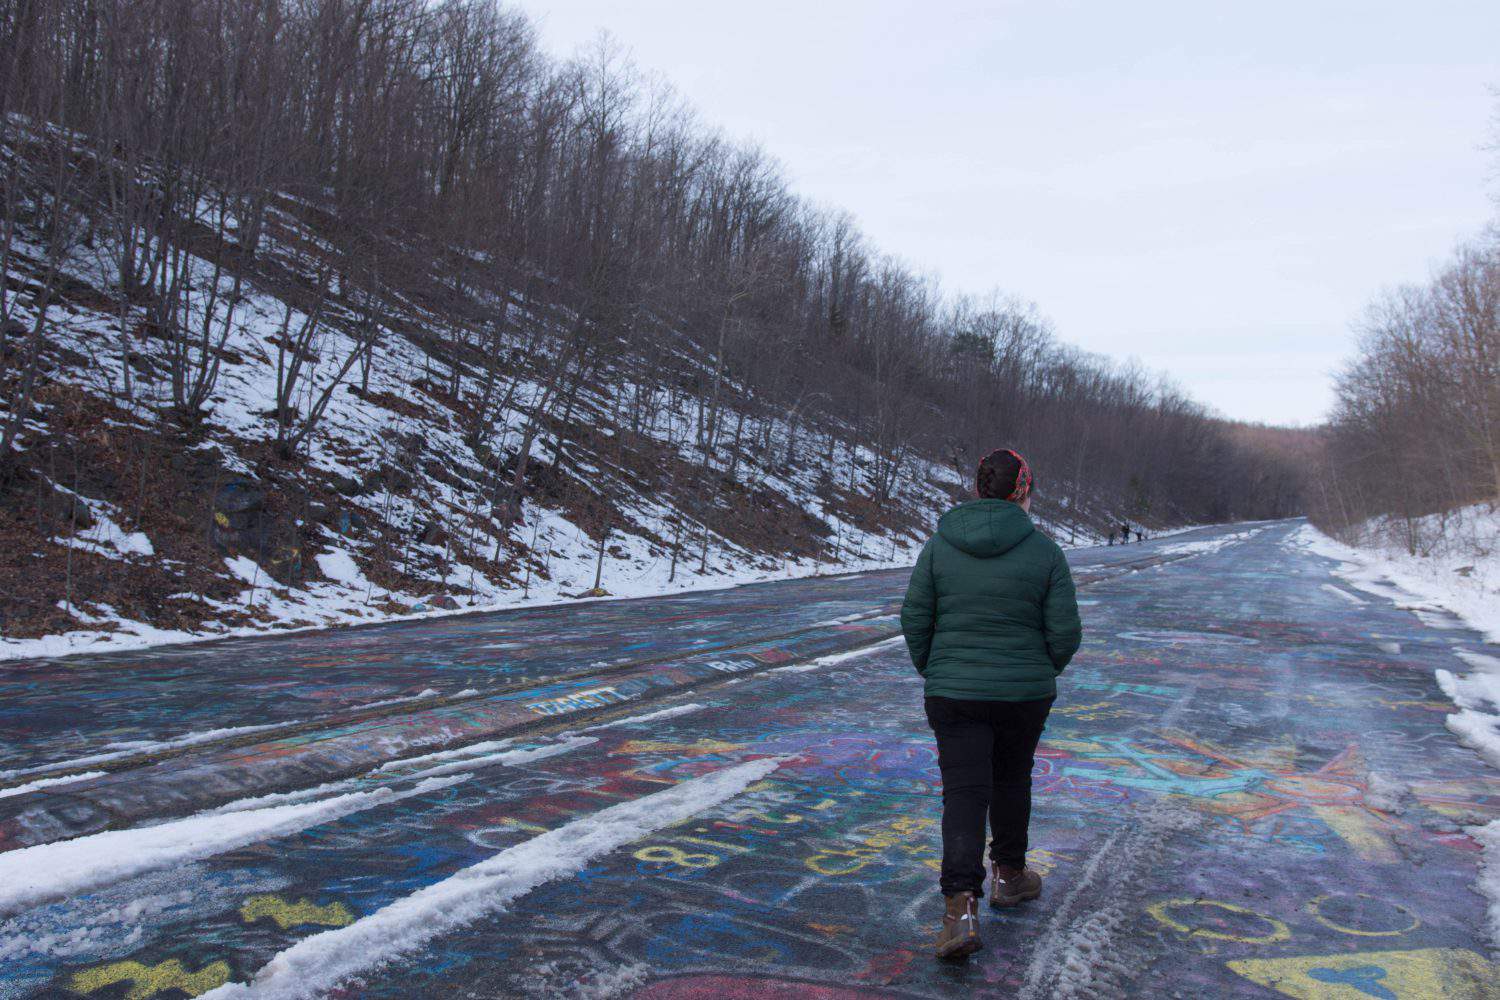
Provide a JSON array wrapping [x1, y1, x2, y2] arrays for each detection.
[[1107, 529, 1116, 546], [1120, 521, 1130, 544], [901, 448, 1082, 960]]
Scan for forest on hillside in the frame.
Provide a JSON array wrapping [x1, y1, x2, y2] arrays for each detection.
[[0, 0, 1304, 645], [1314, 229, 1499, 549]]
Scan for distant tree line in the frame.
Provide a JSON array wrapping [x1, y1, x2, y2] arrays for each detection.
[[0, 0, 1299, 526], [1315, 234, 1499, 543]]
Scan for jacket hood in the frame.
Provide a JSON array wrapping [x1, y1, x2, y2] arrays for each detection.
[[937, 499, 1035, 558]]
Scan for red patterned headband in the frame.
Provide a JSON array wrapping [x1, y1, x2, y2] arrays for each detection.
[[979, 448, 1032, 502], [1003, 449, 1031, 502]]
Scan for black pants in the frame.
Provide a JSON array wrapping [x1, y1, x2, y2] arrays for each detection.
[[924, 695, 1054, 896]]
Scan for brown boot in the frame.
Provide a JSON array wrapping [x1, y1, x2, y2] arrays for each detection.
[[935, 891, 983, 960], [990, 863, 1042, 907]]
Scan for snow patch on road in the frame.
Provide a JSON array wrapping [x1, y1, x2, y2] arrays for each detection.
[[0, 866, 287, 975], [201, 757, 786, 1000], [1052, 905, 1130, 997], [0, 771, 108, 799], [397, 737, 597, 781], [0, 775, 464, 917], [1321, 583, 1367, 605], [522, 960, 650, 999], [204, 776, 373, 816], [1157, 526, 1264, 558], [0, 722, 300, 782], [205, 735, 592, 819], [584, 703, 707, 730], [376, 739, 514, 773], [350, 688, 440, 711], [1018, 800, 1199, 999], [768, 635, 906, 675]]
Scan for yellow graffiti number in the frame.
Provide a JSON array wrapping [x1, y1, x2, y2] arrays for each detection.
[[635, 844, 719, 869], [726, 808, 803, 825], [806, 844, 882, 876], [805, 816, 934, 876]]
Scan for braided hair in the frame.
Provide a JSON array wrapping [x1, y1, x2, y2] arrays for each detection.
[[976, 449, 1033, 502]]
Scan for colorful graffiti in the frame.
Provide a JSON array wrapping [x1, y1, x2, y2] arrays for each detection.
[[66, 959, 229, 999], [1227, 947, 1497, 999], [0, 533, 1204, 784], [1, 522, 1496, 998]]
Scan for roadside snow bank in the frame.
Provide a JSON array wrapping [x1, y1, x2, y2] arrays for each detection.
[[0, 492, 1129, 666], [202, 757, 785, 1000], [0, 771, 108, 799], [1292, 520, 1500, 769], [0, 543, 923, 663], [1293, 511, 1500, 949], [1436, 650, 1500, 772], [1474, 820, 1500, 956], [1299, 505, 1498, 641]]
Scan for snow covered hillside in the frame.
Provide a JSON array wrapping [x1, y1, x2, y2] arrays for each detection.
[[0, 232, 958, 655], [1, 124, 1137, 659]]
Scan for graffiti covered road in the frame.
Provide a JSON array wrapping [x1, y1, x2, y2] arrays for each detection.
[[4, 521, 1499, 999], [0, 526, 1221, 780]]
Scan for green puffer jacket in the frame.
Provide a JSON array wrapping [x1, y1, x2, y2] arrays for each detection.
[[901, 499, 1082, 701]]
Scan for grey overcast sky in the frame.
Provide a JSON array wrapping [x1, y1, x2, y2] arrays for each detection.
[[513, 1, 1499, 426]]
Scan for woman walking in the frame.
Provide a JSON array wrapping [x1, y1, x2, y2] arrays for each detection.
[[900, 448, 1082, 959]]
